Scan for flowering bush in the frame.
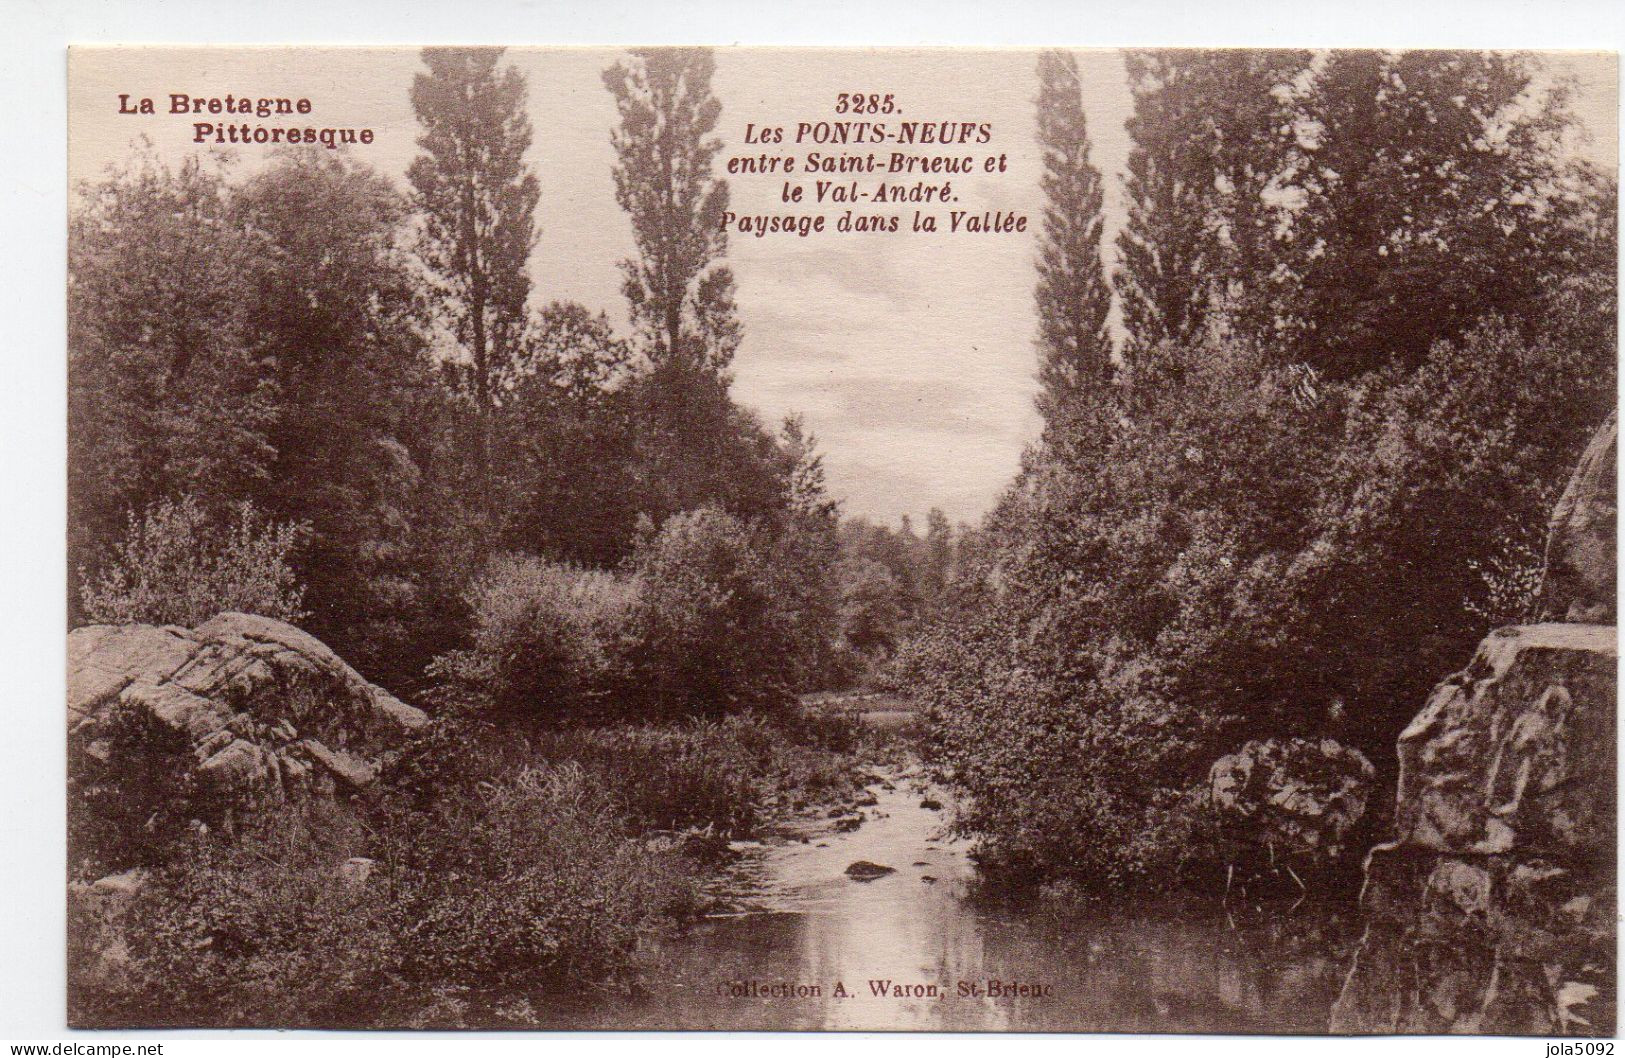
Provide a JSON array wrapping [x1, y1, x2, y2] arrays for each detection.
[[79, 495, 307, 627]]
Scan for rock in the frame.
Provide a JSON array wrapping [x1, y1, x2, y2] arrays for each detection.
[[86, 868, 147, 905], [338, 857, 376, 886], [855, 792, 879, 807], [1392, 623, 1615, 857], [68, 869, 150, 983], [912, 860, 931, 867], [298, 740, 379, 790], [1331, 623, 1616, 1035], [844, 860, 896, 881], [833, 814, 863, 832], [1208, 737, 1375, 860], [67, 611, 426, 812], [1540, 411, 1616, 623], [67, 626, 197, 730], [920, 875, 937, 884], [919, 797, 943, 811]]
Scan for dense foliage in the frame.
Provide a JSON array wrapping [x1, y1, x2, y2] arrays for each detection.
[[908, 48, 1618, 893], [68, 48, 846, 696], [70, 768, 698, 1028], [67, 704, 874, 1027], [434, 506, 832, 722]]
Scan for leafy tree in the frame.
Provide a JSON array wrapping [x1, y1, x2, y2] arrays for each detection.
[[68, 154, 277, 615], [912, 48, 1616, 894], [496, 302, 640, 566], [762, 416, 845, 689], [232, 149, 441, 680], [1282, 50, 1603, 379], [602, 48, 739, 374], [835, 556, 905, 661], [600, 47, 803, 532], [1032, 50, 1113, 434], [630, 507, 796, 715], [408, 47, 540, 516]]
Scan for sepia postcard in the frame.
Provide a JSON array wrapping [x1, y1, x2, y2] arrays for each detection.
[[64, 44, 1618, 1033]]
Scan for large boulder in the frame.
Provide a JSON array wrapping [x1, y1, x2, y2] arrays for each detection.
[[1540, 411, 1616, 623], [1331, 623, 1616, 1035], [68, 611, 427, 807], [1209, 737, 1375, 861]]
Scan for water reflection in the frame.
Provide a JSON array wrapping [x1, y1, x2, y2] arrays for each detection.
[[533, 766, 1355, 1032]]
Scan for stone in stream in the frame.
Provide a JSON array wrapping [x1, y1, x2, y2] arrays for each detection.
[[1207, 736, 1375, 863], [844, 860, 896, 881]]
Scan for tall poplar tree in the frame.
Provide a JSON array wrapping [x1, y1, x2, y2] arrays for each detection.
[[600, 47, 788, 528], [602, 47, 740, 374], [408, 47, 539, 515], [1113, 50, 1309, 368], [1032, 50, 1113, 431]]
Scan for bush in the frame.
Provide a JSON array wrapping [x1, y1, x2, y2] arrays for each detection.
[[531, 710, 869, 834], [78, 495, 308, 627], [438, 506, 805, 723], [448, 554, 638, 722], [67, 702, 215, 881], [69, 765, 700, 1028], [628, 507, 798, 716]]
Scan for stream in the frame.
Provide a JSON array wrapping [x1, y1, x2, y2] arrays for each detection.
[[533, 753, 1360, 1032]]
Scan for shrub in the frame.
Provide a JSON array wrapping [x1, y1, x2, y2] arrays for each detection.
[[440, 507, 804, 722], [69, 765, 700, 1028], [450, 553, 638, 722], [628, 507, 798, 716], [78, 495, 308, 627], [67, 702, 214, 881], [531, 710, 868, 834]]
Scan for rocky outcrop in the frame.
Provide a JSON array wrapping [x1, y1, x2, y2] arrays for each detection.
[[1209, 737, 1375, 862], [1330, 624, 1616, 1034], [1333, 414, 1618, 1036], [1540, 411, 1616, 624], [68, 612, 427, 808]]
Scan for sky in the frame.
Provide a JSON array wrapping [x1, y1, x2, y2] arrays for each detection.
[[68, 47, 1617, 527]]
